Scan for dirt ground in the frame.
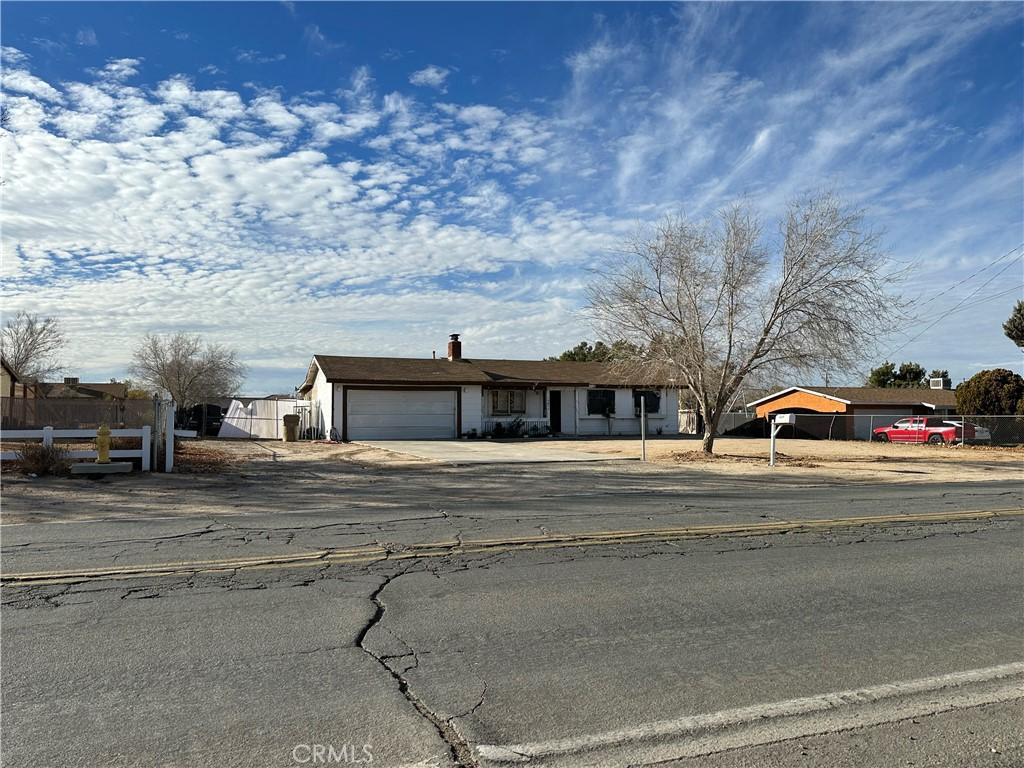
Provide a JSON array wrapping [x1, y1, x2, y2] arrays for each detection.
[[173, 438, 435, 472], [554, 436, 1024, 484], [173, 436, 1023, 485], [4, 435, 1021, 486]]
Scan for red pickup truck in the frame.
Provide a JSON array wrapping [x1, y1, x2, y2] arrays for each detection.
[[871, 416, 990, 444]]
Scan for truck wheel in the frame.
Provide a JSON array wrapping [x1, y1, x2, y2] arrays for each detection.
[[928, 434, 945, 445], [873, 433, 888, 442]]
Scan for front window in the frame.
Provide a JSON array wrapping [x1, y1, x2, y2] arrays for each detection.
[[893, 419, 910, 428], [587, 389, 616, 416], [491, 390, 525, 415], [633, 389, 661, 414]]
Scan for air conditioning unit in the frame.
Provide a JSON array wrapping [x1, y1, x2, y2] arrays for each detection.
[[929, 377, 950, 390]]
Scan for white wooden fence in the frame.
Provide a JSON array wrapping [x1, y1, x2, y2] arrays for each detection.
[[1, 427, 152, 471]]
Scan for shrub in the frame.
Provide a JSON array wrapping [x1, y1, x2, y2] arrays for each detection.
[[15, 443, 71, 475], [956, 369, 1024, 415]]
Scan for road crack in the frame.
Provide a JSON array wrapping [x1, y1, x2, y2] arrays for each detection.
[[357, 568, 479, 768]]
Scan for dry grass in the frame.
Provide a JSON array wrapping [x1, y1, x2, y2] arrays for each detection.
[[551, 437, 1024, 483], [670, 449, 821, 468], [174, 440, 259, 473]]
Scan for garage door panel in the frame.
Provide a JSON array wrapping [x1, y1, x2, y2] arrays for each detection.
[[350, 403, 455, 416], [347, 389, 456, 440]]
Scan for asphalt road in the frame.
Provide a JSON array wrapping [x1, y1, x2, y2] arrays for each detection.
[[2, 460, 1022, 767]]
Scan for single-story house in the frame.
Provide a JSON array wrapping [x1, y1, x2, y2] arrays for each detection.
[[37, 377, 128, 400], [1, 356, 36, 399], [298, 335, 680, 441], [747, 385, 958, 440]]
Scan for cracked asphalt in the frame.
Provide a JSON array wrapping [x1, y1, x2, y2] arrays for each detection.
[[2, 455, 1022, 767]]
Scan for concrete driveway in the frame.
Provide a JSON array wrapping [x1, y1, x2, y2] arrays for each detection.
[[356, 439, 628, 464]]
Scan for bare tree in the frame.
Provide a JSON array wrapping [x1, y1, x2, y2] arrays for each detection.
[[1, 311, 67, 382], [129, 333, 246, 410], [587, 193, 902, 453]]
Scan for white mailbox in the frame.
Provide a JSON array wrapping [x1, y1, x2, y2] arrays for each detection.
[[769, 413, 795, 467]]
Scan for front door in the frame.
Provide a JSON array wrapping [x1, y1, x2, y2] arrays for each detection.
[[549, 391, 562, 434]]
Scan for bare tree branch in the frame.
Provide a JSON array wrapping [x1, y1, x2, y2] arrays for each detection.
[[586, 192, 904, 453], [128, 332, 246, 410], [1, 311, 67, 382]]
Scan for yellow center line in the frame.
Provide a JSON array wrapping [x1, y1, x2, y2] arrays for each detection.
[[3, 508, 1020, 586]]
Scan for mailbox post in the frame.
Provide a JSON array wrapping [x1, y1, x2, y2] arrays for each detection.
[[770, 413, 795, 466]]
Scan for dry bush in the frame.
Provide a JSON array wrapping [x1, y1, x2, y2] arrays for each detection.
[[14, 443, 71, 475]]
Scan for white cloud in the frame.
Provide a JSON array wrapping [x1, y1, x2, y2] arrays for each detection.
[[1, 6, 1020, 390], [250, 95, 304, 134], [303, 24, 339, 55], [90, 58, 143, 81], [409, 65, 450, 91], [236, 49, 286, 64], [1, 69, 63, 102], [76, 27, 98, 46], [1, 46, 29, 66]]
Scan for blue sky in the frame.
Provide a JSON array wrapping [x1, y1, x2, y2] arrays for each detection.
[[2, 2, 1022, 395]]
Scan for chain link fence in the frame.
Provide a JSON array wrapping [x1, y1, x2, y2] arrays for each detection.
[[722, 413, 1024, 446], [1, 397, 157, 429]]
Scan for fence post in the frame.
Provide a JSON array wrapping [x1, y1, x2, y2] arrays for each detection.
[[165, 402, 175, 472], [640, 396, 647, 462], [140, 426, 151, 472], [42, 426, 53, 447]]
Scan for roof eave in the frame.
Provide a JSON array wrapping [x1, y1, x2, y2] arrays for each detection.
[[746, 386, 852, 408]]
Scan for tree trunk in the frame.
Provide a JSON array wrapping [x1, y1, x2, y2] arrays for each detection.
[[701, 408, 723, 454], [701, 429, 715, 454]]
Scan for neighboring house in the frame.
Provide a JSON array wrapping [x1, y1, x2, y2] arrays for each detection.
[[298, 334, 680, 441], [1, 356, 36, 399], [37, 377, 128, 400], [747, 384, 958, 440]]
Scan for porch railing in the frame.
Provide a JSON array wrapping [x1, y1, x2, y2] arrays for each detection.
[[481, 417, 550, 436]]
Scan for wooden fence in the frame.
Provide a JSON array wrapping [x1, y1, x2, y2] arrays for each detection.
[[1, 427, 152, 471]]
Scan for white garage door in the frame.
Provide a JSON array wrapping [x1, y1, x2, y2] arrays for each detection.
[[346, 389, 456, 440]]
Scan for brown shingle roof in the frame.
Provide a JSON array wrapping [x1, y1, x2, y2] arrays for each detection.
[[38, 382, 129, 399], [749, 386, 958, 408], [302, 355, 675, 391]]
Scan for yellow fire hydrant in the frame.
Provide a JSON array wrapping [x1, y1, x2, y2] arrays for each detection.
[[95, 424, 112, 464]]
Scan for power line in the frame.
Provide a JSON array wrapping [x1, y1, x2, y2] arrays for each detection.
[[888, 253, 1022, 357], [912, 243, 1023, 309], [941, 284, 1022, 314]]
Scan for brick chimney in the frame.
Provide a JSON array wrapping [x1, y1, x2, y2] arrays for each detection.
[[447, 333, 462, 361]]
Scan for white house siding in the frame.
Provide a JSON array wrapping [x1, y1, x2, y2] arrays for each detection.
[[461, 385, 483, 435], [304, 361, 681, 440], [306, 365, 333, 439], [573, 387, 679, 436]]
